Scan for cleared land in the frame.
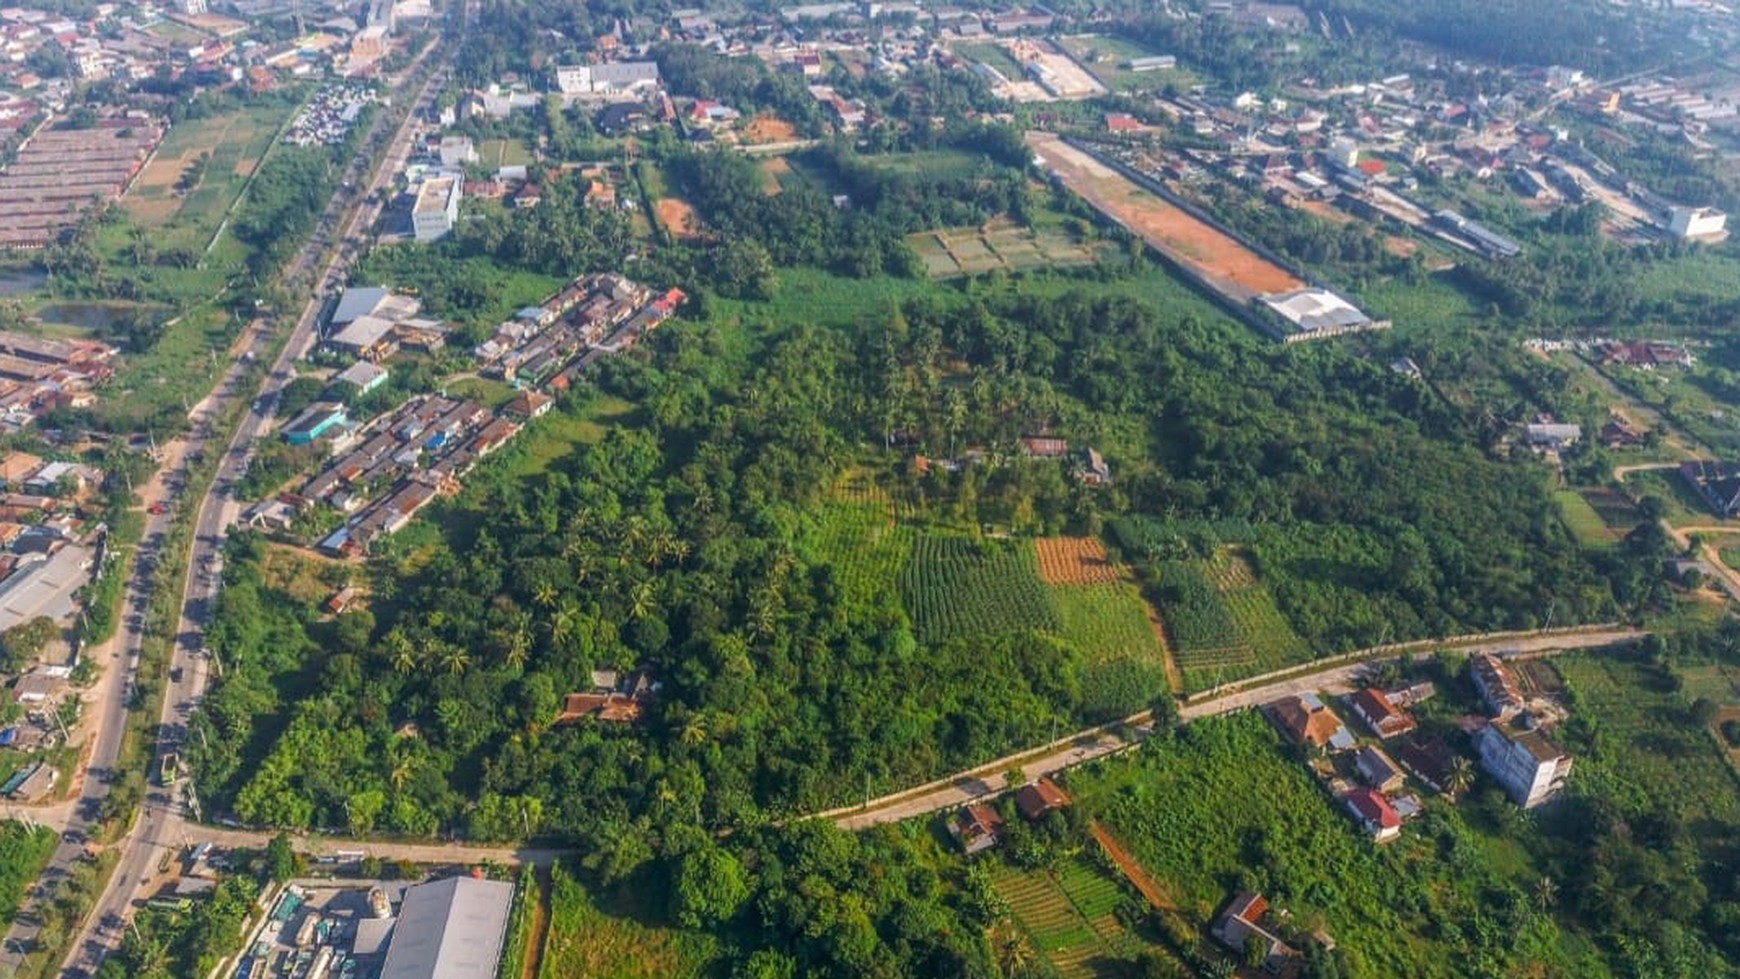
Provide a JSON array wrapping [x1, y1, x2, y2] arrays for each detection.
[[1055, 34, 1184, 91], [655, 198, 700, 239], [907, 223, 1095, 278], [1026, 132, 1304, 301], [1036, 537, 1123, 585], [741, 114, 799, 144]]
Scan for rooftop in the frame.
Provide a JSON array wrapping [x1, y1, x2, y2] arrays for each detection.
[[380, 876, 513, 979]]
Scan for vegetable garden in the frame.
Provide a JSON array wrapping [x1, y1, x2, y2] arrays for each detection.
[[990, 857, 1149, 979]]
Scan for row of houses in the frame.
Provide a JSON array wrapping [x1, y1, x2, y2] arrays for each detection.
[[472, 273, 684, 389]]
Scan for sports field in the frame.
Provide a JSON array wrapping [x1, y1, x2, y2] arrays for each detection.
[[1026, 133, 1304, 301]]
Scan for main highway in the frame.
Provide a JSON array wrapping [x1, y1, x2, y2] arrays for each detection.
[[0, 20, 459, 979]]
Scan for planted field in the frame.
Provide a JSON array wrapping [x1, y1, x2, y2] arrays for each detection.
[[906, 224, 1095, 279], [989, 857, 1147, 979], [1580, 486, 1642, 531], [1051, 584, 1167, 668], [900, 536, 1059, 644], [124, 104, 287, 245], [539, 865, 717, 979], [1154, 549, 1308, 692], [1036, 537, 1122, 585], [1554, 489, 1620, 546], [806, 474, 912, 609]]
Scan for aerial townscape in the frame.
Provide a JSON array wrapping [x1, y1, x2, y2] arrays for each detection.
[[7, 0, 1740, 977]]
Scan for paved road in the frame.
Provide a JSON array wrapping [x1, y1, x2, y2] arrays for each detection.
[[53, 49, 460, 979], [826, 628, 1642, 830], [0, 33, 463, 979]]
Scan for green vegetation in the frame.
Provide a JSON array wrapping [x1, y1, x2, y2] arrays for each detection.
[[539, 864, 718, 979], [0, 822, 56, 925], [989, 857, 1151, 977], [900, 536, 1060, 645], [1554, 489, 1621, 547], [1049, 581, 1165, 669], [101, 875, 263, 978]]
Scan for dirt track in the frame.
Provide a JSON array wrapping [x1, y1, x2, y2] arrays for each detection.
[[1027, 132, 1303, 299], [1090, 820, 1176, 911]]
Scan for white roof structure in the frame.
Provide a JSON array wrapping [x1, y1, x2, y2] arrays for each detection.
[[0, 544, 90, 632], [380, 877, 513, 979], [331, 315, 400, 353], [1260, 289, 1372, 333], [331, 287, 392, 326]]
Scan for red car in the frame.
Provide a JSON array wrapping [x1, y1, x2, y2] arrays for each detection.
[[147, 501, 168, 515]]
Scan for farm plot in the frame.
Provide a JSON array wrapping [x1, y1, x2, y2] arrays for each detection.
[[990, 858, 1148, 979], [804, 474, 912, 609], [1580, 486, 1642, 530], [123, 104, 286, 243], [1155, 549, 1307, 692], [1037, 537, 1122, 585], [905, 224, 1096, 279], [1039, 537, 1179, 695], [900, 536, 1060, 645]]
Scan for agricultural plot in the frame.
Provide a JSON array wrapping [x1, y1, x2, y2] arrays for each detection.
[[1036, 537, 1123, 585], [1553, 489, 1620, 547], [478, 137, 535, 169], [990, 858, 1148, 979], [905, 224, 1096, 278], [805, 473, 912, 609], [900, 536, 1059, 645], [1579, 486, 1642, 531], [1157, 549, 1308, 692]]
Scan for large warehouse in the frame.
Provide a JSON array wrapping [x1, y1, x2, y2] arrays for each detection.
[[380, 876, 514, 979]]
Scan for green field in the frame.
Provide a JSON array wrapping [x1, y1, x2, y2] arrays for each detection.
[[502, 395, 641, 481], [906, 225, 1096, 278], [990, 857, 1149, 978], [1050, 582, 1166, 668], [955, 42, 1025, 80], [0, 821, 57, 926], [1553, 489, 1620, 547], [900, 536, 1060, 644], [1156, 549, 1307, 691], [123, 103, 292, 250], [478, 137, 535, 169], [538, 864, 718, 979]]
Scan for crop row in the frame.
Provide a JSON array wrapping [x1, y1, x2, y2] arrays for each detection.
[[900, 537, 1059, 645]]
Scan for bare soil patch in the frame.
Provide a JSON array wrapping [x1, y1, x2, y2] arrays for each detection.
[[1035, 537, 1122, 585], [656, 198, 700, 239], [742, 114, 799, 144]]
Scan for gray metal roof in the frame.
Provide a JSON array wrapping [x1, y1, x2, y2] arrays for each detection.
[[332, 287, 392, 327], [380, 877, 514, 979]]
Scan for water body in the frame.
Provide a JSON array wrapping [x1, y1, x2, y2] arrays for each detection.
[[35, 301, 162, 334], [0, 269, 46, 296]]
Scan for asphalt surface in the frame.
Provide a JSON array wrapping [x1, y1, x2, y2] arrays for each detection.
[[0, 29, 459, 979]]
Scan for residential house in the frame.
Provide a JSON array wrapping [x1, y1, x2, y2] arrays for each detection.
[[336, 360, 389, 394], [1600, 419, 1646, 448], [283, 402, 348, 446], [1210, 892, 1296, 973], [553, 668, 660, 725], [1384, 681, 1436, 708], [1523, 422, 1581, 451], [503, 391, 553, 420], [1076, 448, 1111, 486], [1018, 436, 1069, 459], [1014, 777, 1071, 821], [1343, 787, 1401, 842], [1266, 692, 1356, 752], [1395, 738, 1458, 795], [1354, 745, 1405, 793], [1476, 718, 1572, 808], [949, 804, 1005, 855], [1348, 687, 1416, 739], [1469, 654, 1525, 718], [1682, 460, 1740, 518]]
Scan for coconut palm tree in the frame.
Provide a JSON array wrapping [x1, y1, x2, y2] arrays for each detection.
[[1448, 756, 1476, 797], [1534, 875, 1559, 913]]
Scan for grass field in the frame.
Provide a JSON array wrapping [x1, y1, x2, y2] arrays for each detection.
[[901, 536, 1060, 644], [955, 42, 1025, 79], [0, 821, 57, 926], [1054, 34, 1188, 91], [538, 865, 717, 979], [989, 857, 1149, 979], [503, 395, 640, 481], [1553, 489, 1621, 547], [478, 137, 535, 169]]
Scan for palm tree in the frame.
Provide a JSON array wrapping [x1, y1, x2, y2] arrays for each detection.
[[1448, 756, 1476, 798], [1534, 875, 1559, 913], [503, 629, 530, 670], [989, 920, 1036, 978], [680, 713, 709, 747], [389, 756, 417, 793], [629, 581, 658, 621], [532, 581, 558, 609], [441, 644, 471, 676], [386, 631, 418, 675]]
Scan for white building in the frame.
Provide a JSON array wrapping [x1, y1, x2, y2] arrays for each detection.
[[1667, 205, 1727, 241], [553, 62, 660, 99], [1476, 720, 1572, 808], [412, 176, 461, 242], [438, 136, 478, 168]]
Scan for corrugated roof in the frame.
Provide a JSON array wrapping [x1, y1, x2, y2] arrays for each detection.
[[380, 876, 513, 979]]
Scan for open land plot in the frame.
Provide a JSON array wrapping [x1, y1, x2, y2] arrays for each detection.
[[1054, 34, 1186, 91], [1026, 133, 1304, 301], [538, 866, 718, 979], [123, 104, 286, 238], [1004, 37, 1108, 100], [756, 156, 789, 195], [741, 113, 799, 144], [907, 224, 1096, 278], [803, 471, 912, 609], [1036, 537, 1123, 585], [655, 198, 700, 239], [1554, 489, 1621, 546], [956, 41, 1026, 79], [478, 137, 535, 169]]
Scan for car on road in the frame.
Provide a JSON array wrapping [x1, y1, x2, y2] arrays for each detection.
[[147, 501, 167, 515]]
